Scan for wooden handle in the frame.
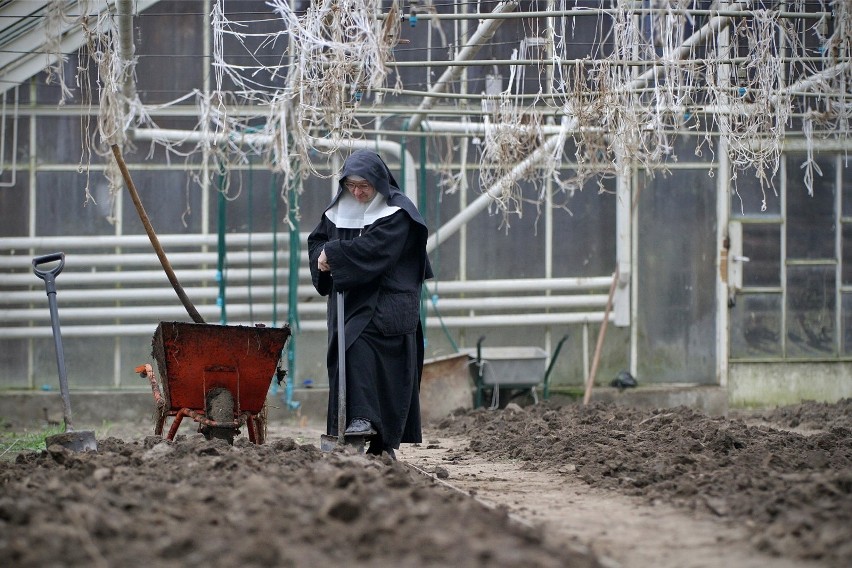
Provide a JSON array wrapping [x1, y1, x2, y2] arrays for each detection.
[[111, 144, 206, 324]]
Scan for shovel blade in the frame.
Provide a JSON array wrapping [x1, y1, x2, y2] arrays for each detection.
[[319, 434, 338, 452], [319, 433, 366, 453], [45, 430, 98, 453]]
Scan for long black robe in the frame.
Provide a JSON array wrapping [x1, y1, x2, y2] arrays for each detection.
[[307, 150, 432, 452]]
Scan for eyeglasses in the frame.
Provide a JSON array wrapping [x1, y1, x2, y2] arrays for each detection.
[[344, 180, 373, 192]]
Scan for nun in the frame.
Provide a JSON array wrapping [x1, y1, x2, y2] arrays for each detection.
[[308, 149, 433, 458]]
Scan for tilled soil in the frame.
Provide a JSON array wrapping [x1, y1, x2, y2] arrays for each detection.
[[0, 398, 849, 567], [432, 399, 852, 567], [0, 432, 600, 568]]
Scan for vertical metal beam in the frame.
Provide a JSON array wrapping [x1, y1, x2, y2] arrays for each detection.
[[716, 1, 733, 388], [116, 0, 137, 100]]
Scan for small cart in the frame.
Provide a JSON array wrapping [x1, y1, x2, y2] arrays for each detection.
[[464, 334, 570, 409], [137, 321, 290, 444]]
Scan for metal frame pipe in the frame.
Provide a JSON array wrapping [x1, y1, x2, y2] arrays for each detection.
[[0, 311, 613, 339], [426, 125, 567, 253], [0, 285, 317, 305], [130, 129, 419, 204], [116, 0, 137, 100], [383, 8, 827, 22], [405, 0, 519, 133], [425, 276, 612, 293], [0, 232, 298, 250], [1, 293, 611, 323]]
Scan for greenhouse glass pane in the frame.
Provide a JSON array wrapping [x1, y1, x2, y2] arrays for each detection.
[[742, 224, 780, 287], [842, 224, 852, 286], [842, 293, 852, 356], [842, 158, 852, 218], [786, 265, 836, 357], [731, 170, 781, 217], [730, 293, 782, 358], [786, 155, 836, 260]]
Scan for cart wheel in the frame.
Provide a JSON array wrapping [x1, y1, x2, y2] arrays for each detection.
[[204, 387, 236, 445]]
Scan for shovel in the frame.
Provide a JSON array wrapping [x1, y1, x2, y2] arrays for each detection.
[[320, 292, 366, 453], [32, 253, 98, 453]]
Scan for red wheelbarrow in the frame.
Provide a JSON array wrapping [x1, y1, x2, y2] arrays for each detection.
[[136, 321, 290, 445]]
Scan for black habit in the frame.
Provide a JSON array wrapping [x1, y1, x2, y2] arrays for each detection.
[[308, 150, 433, 452]]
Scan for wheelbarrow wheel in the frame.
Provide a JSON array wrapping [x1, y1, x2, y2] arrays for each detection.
[[204, 387, 236, 444]]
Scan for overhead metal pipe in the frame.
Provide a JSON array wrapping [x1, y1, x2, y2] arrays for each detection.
[[628, 0, 751, 92], [404, 0, 519, 133], [381, 7, 827, 21], [130, 128, 419, 204], [426, 124, 567, 253]]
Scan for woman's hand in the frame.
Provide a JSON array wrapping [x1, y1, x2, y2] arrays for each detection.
[[318, 249, 330, 272]]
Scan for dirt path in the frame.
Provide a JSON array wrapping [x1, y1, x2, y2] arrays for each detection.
[[1, 399, 848, 567], [398, 434, 826, 568]]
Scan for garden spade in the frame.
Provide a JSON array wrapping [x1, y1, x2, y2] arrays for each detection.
[[32, 253, 98, 453], [320, 292, 366, 453]]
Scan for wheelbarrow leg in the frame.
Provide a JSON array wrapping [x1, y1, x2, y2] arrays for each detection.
[[154, 412, 166, 436], [167, 409, 188, 441], [254, 406, 268, 445], [246, 413, 258, 444]]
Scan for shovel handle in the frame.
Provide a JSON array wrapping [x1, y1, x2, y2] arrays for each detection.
[[337, 291, 346, 442], [32, 252, 65, 281]]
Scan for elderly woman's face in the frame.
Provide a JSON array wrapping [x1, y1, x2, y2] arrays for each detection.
[[344, 179, 377, 203]]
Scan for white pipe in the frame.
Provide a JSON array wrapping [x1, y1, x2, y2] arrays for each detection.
[[3, 289, 608, 310], [3, 266, 611, 289], [2, 293, 611, 323], [0, 285, 317, 305], [426, 312, 612, 327], [406, 1, 519, 133], [130, 129, 419, 204], [116, 0, 137, 100], [427, 295, 610, 310], [0, 250, 288, 269], [0, 231, 299, 250], [425, 276, 612, 293], [628, 1, 751, 92], [422, 120, 568, 136], [777, 61, 850, 99], [4, 281, 611, 305], [0, 87, 19, 188], [0, 311, 613, 339], [426, 129, 565, 253], [0, 267, 313, 286]]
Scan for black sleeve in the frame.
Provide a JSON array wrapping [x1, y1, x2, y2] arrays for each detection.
[[307, 216, 333, 296], [323, 211, 410, 290]]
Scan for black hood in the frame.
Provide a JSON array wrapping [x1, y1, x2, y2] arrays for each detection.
[[330, 149, 428, 230]]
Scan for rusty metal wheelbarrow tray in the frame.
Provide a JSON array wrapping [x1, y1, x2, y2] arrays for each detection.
[[141, 321, 290, 444]]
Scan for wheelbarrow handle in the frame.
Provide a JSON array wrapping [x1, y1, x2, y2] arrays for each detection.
[[32, 252, 65, 295]]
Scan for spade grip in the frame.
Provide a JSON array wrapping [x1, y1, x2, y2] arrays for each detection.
[[32, 252, 65, 295]]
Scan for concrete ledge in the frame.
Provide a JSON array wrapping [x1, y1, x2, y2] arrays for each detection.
[[729, 361, 852, 408]]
